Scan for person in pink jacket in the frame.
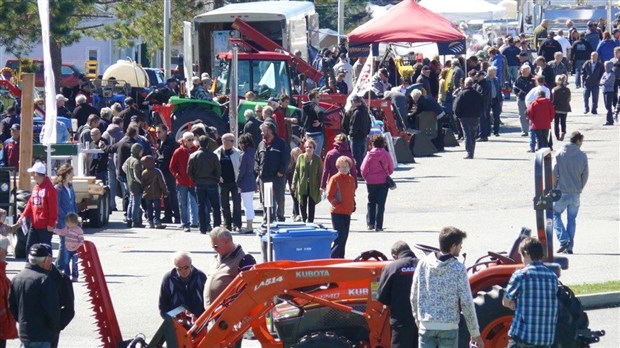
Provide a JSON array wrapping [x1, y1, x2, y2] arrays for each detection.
[[361, 135, 394, 232], [54, 213, 84, 282]]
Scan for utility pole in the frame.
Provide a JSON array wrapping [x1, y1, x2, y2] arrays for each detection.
[[163, 0, 171, 79], [338, 0, 344, 45], [607, 0, 612, 34]]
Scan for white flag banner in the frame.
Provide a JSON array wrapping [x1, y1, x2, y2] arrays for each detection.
[[183, 21, 193, 97], [38, 0, 57, 145], [345, 49, 374, 111]]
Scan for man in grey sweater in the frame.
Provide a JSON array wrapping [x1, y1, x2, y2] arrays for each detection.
[[411, 227, 484, 348], [553, 131, 589, 254]]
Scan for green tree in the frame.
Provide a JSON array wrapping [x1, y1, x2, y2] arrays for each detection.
[[0, 0, 99, 91], [92, 0, 206, 62]]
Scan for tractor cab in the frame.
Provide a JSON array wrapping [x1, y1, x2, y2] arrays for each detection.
[[215, 51, 293, 101]]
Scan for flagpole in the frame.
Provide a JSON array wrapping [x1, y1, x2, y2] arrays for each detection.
[[368, 44, 373, 115]]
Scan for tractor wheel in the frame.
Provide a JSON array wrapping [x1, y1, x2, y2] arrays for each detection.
[[13, 190, 31, 259], [459, 285, 513, 348], [553, 283, 590, 348], [292, 332, 354, 348], [171, 104, 227, 141], [88, 189, 109, 228]]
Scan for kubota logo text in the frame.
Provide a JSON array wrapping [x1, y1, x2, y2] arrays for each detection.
[[295, 270, 330, 278]]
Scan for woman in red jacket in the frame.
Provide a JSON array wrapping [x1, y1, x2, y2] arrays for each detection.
[[0, 237, 18, 346], [528, 89, 556, 150], [17, 162, 58, 253], [327, 156, 357, 258]]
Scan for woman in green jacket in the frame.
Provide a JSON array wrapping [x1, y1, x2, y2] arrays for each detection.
[[292, 138, 323, 222]]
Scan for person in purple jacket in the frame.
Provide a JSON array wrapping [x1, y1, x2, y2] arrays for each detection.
[[321, 133, 357, 191], [361, 135, 394, 232]]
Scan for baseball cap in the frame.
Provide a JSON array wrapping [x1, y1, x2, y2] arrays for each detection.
[[56, 94, 68, 102], [29, 243, 53, 257], [10, 124, 20, 131], [26, 162, 46, 175]]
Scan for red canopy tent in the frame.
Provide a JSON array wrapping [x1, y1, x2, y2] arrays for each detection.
[[347, 0, 466, 57]]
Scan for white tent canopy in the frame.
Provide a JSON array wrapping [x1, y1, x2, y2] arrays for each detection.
[[419, 0, 508, 22]]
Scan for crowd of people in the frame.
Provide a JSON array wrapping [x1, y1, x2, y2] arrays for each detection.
[[0, 14, 611, 348]]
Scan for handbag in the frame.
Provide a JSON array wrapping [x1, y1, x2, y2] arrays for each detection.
[[381, 162, 397, 190]]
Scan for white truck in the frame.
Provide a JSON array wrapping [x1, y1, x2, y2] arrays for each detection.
[[193, 0, 319, 76]]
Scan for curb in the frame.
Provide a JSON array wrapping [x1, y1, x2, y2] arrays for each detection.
[[577, 291, 620, 310]]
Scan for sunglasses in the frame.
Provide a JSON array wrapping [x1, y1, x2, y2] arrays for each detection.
[[176, 265, 191, 271]]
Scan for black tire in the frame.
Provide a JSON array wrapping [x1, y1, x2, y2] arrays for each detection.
[[171, 104, 227, 141], [88, 189, 109, 228], [292, 332, 354, 348], [459, 285, 513, 348], [553, 283, 590, 348]]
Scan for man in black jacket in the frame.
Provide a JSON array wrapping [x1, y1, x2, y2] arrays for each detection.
[[474, 71, 492, 141], [49, 264, 75, 348], [72, 94, 98, 128], [378, 241, 419, 348], [454, 78, 484, 159], [514, 65, 536, 136], [9, 244, 60, 347], [570, 33, 594, 89], [535, 56, 557, 89], [116, 126, 140, 217], [188, 135, 222, 233], [301, 91, 325, 153], [242, 109, 262, 148], [159, 251, 207, 319], [538, 31, 563, 63], [156, 124, 180, 224], [582, 52, 604, 114], [342, 96, 370, 176], [256, 122, 289, 222], [119, 97, 146, 133]]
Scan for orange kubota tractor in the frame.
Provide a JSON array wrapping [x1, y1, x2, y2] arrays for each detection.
[[79, 148, 603, 348]]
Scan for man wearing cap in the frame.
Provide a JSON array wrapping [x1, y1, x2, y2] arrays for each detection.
[[56, 94, 71, 118], [18, 163, 58, 252], [256, 122, 289, 222], [1, 124, 20, 168], [9, 243, 61, 347], [416, 66, 432, 96], [0, 106, 19, 144], [119, 97, 146, 133], [190, 76, 211, 101], [76, 82, 93, 105]]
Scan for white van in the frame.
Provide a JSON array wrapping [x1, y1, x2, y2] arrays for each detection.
[[194, 0, 319, 75]]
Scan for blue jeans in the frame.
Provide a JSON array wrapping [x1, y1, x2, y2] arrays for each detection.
[[554, 193, 580, 251], [419, 329, 458, 348], [20, 342, 51, 348], [350, 137, 367, 176], [128, 192, 143, 223], [55, 235, 68, 273], [574, 60, 585, 88], [59, 250, 78, 278], [145, 198, 161, 225], [529, 121, 537, 151], [196, 184, 221, 233], [507, 66, 519, 87], [366, 183, 389, 230], [583, 85, 599, 112], [331, 213, 351, 258], [107, 164, 117, 210], [177, 185, 198, 227]]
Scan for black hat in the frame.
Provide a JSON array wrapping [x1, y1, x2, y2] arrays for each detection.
[[422, 65, 430, 71], [10, 123, 20, 130], [166, 78, 177, 84], [477, 70, 487, 77], [519, 51, 529, 57], [29, 243, 53, 257]]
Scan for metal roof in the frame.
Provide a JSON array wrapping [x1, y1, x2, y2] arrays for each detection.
[[194, 1, 315, 23]]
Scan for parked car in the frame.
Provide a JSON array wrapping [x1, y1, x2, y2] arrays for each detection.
[[3, 59, 83, 88]]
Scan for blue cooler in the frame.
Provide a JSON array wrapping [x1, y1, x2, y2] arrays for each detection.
[[260, 224, 337, 261]]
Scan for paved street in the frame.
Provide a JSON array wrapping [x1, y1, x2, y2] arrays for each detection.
[[5, 84, 619, 347]]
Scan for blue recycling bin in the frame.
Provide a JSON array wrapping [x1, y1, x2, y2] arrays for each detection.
[[261, 227, 337, 261]]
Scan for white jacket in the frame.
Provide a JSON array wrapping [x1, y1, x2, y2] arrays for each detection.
[[214, 145, 241, 181], [411, 252, 480, 337]]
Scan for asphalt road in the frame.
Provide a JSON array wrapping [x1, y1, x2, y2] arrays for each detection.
[[5, 82, 619, 347]]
